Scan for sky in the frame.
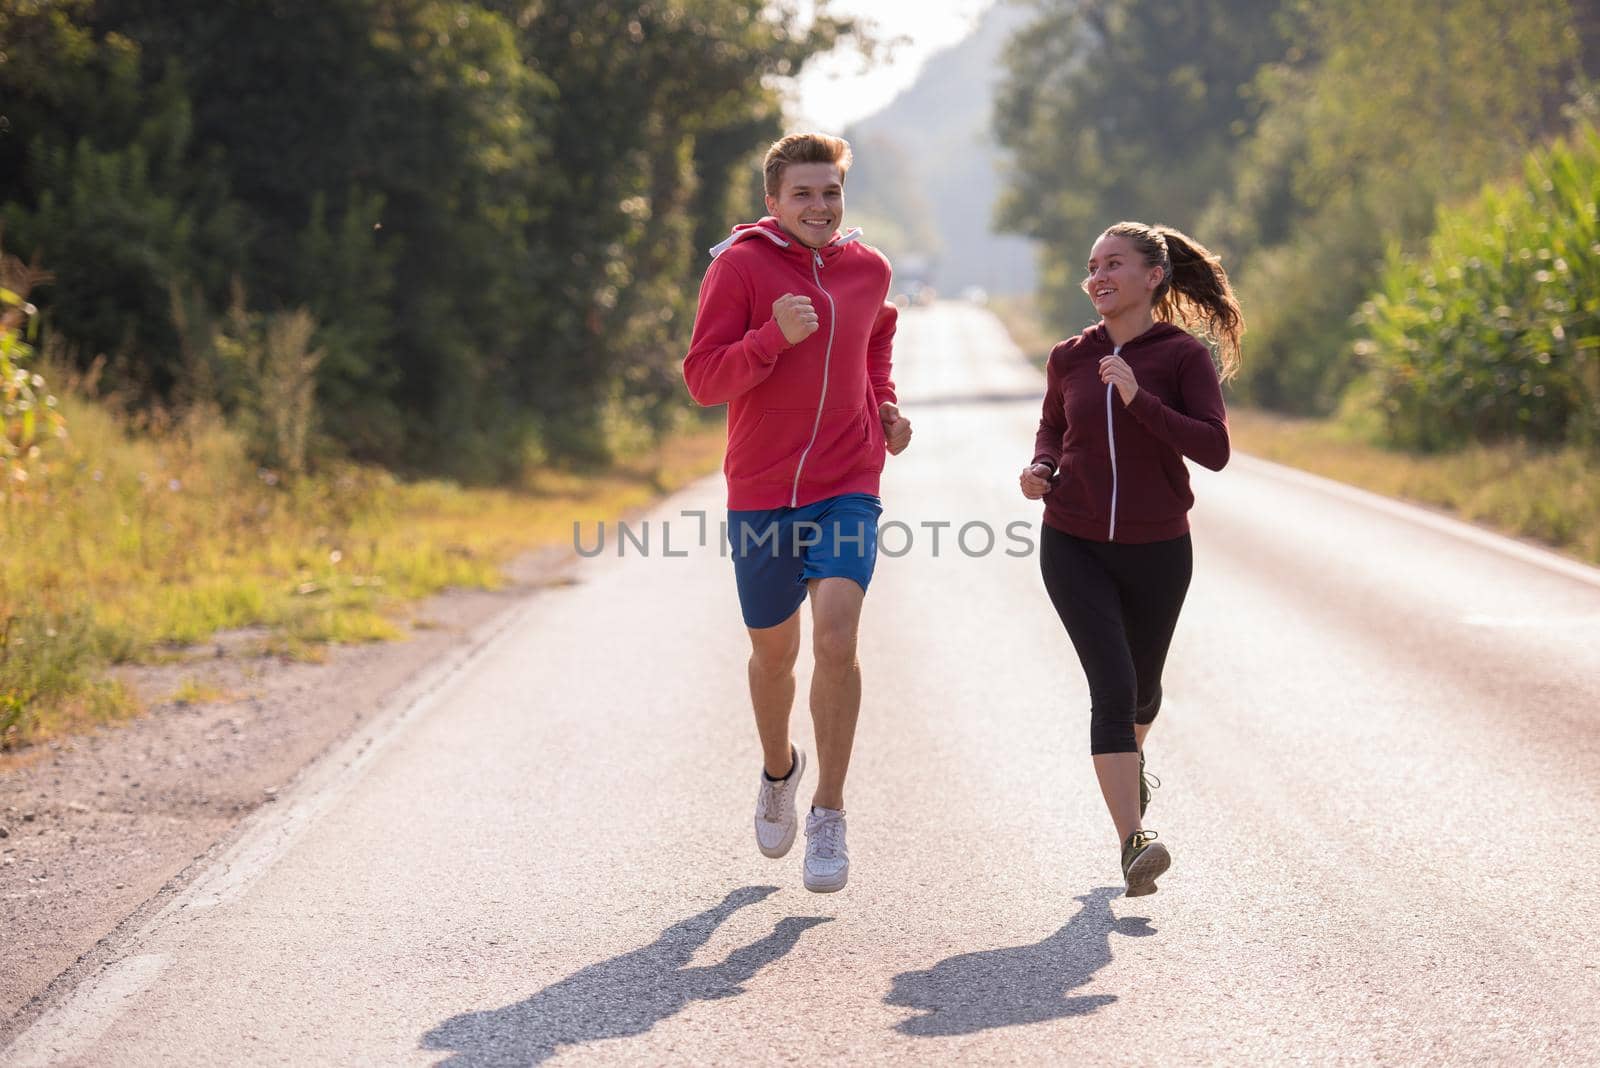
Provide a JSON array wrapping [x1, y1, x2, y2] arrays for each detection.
[[785, 0, 997, 130]]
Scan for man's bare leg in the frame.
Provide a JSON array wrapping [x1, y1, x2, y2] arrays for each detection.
[[807, 577, 865, 811], [748, 611, 802, 778]]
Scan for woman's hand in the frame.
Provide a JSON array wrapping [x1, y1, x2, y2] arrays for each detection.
[[1019, 462, 1053, 500], [1099, 354, 1141, 405]]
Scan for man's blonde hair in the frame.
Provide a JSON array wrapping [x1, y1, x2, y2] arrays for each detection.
[[763, 133, 853, 197]]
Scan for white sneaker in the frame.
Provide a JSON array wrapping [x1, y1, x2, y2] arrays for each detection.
[[753, 746, 806, 858], [803, 806, 849, 893]]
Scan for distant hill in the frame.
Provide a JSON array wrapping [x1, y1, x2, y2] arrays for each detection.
[[844, 1, 1037, 297]]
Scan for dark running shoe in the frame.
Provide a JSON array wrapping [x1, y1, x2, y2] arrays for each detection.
[[1121, 829, 1171, 898]]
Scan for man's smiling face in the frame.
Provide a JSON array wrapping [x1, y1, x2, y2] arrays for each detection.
[[766, 162, 844, 250]]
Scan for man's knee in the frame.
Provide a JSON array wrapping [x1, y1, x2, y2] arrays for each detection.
[[812, 618, 859, 669], [808, 577, 863, 669], [749, 623, 800, 677]]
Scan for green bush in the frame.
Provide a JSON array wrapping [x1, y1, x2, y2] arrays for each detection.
[[1356, 124, 1600, 452], [0, 248, 67, 489]]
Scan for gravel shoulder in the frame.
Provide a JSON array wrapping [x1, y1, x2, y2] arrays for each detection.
[[0, 547, 575, 1034]]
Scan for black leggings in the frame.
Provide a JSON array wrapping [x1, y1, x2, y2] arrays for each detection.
[[1038, 525, 1193, 755]]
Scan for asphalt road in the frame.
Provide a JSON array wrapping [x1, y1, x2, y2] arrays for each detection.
[[6, 303, 1600, 1066]]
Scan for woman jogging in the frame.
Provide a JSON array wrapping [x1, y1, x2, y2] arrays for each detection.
[[1019, 221, 1243, 897]]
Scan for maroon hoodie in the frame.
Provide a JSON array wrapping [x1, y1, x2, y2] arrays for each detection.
[[1032, 321, 1229, 543], [683, 217, 897, 510]]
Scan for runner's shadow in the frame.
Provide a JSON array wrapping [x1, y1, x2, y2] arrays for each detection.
[[886, 886, 1153, 1037], [421, 885, 827, 1067]]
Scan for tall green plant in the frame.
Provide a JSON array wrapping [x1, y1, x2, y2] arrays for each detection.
[[1357, 124, 1600, 451]]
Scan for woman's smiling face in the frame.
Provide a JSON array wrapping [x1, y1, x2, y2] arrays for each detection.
[[1082, 234, 1162, 319]]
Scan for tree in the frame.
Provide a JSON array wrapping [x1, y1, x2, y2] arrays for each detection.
[[511, 0, 858, 462], [1, 2, 245, 397], [994, 0, 1289, 329], [1221, 0, 1579, 411], [1, 0, 862, 476]]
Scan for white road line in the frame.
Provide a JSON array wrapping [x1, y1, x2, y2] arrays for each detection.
[[4, 956, 170, 1068], [1462, 613, 1600, 628]]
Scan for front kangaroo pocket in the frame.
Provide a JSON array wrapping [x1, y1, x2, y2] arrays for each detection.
[[1047, 449, 1106, 519], [727, 409, 821, 485], [797, 406, 876, 485]]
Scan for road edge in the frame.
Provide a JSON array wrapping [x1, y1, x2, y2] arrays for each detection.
[[1231, 453, 1600, 589], [0, 572, 551, 1060]]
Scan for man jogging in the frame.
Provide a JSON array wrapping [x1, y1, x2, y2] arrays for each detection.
[[683, 132, 911, 893]]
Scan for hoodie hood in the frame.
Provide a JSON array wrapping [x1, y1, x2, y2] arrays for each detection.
[[709, 217, 863, 260]]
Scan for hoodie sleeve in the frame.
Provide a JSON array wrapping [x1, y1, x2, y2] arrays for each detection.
[[868, 300, 898, 408], [1032, 343, 1069, 471], [1125, 341, 1231, 471], [682, 257, 794, 406]]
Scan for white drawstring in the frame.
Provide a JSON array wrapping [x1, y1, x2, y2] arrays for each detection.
[[1106, 344, 1121, 541]]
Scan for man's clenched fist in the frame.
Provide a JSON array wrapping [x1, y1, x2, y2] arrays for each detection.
[[879, 401, 912, 455], [773, 293, 820, 345]]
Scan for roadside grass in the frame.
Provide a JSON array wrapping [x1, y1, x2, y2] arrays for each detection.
[[1, 385, 725, 749], [1228, 409, 1600, 565]]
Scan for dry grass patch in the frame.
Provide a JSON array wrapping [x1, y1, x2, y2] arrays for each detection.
[[1229, 409, 1600, 564]]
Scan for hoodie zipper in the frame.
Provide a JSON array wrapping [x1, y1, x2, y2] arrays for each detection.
[[790, 248, 838, 507], [1106, 343, 1121, 541]]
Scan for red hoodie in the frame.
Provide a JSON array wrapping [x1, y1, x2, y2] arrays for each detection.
[[1032, 321, 1230, 543], [683, 217, 898, 510]]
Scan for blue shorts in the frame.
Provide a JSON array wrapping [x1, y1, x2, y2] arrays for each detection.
[[727, 493, 883, 630]]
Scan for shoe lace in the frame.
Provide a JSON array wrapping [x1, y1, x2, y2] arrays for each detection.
[[1132, 829, 1159, 850], [810, 812, 843, 858], [1141, 768, 1161, 792], [758, 778, 787, 822]]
